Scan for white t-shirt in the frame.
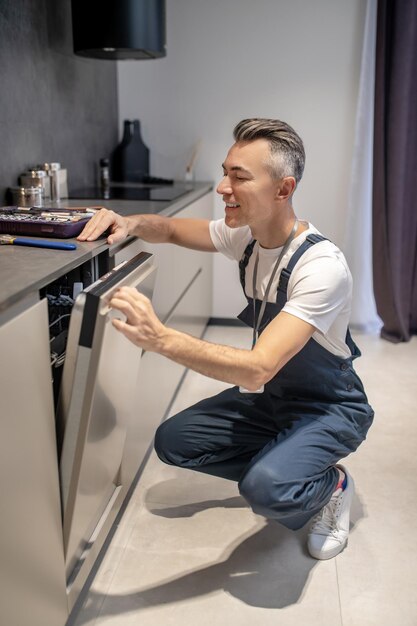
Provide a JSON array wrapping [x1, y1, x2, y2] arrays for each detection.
[[209, 219, 353, 358]]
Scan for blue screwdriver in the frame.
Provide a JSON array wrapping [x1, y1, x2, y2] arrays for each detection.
[[0, 234, 77, 250]]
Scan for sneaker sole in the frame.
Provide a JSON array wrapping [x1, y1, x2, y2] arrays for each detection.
[[308, 538, 348, 560]]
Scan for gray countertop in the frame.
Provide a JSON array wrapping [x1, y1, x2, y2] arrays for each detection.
[[0, 182, 212, 313]]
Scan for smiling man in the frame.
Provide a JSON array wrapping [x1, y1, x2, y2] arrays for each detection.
[[78, 118, 374, 560]]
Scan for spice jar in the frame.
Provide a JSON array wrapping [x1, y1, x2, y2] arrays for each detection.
[[10, 185, 45, 207]]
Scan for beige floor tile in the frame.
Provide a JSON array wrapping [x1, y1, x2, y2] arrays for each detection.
[[71, 328, 417, 626], [77, 517, 342, 626], [335, 332, 417, 626]]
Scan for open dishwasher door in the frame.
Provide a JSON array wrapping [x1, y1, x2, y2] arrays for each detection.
[[57, 251, 156, 592]]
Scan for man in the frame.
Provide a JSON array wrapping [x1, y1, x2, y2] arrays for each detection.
[[78, 118, 374, 560]]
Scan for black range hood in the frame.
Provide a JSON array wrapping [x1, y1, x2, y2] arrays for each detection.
[[71, 0, 166, 60]]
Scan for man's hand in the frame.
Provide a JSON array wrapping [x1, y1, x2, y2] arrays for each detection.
[[77, 208, 129, 244], [109, 286, 167, 352]]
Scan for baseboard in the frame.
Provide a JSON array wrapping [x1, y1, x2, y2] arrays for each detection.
[[207, 317, 246, 327]]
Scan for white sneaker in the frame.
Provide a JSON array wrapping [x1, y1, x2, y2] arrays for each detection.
[[307, 465, 354, 560]]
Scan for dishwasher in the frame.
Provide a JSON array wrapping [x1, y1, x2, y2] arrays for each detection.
[[42, 250, 156, 604]]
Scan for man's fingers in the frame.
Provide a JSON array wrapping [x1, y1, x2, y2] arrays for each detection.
[[77, 209, 125, 242], [110, 289, 150, 323], [112, 318, 126, 331], [77, 212, 110, 241], [110, 287, 164, 351], [109, 296, 138, 322], [112, 318, 143, 344], [82, 214, 115, 240], [111, 287, 150, 310]]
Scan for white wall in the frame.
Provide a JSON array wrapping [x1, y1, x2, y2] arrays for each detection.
[[117, 0, 366, 318]]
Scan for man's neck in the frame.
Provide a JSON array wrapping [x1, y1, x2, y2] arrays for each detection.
[[253, 215, 307, 249]]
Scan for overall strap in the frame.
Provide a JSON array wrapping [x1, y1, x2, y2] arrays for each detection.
[[276, 234, 328, 305], [239, 239, 257, 297]]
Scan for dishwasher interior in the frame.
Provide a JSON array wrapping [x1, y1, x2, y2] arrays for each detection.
[[42, 261, 96, 422]]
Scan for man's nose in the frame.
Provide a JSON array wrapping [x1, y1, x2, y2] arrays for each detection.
[[216, 176, 232, 195]]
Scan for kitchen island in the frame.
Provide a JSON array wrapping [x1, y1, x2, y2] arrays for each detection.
[[0, 183, 213, 626]]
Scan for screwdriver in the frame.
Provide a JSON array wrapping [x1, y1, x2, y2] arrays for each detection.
[[0, 234, 77, 250]]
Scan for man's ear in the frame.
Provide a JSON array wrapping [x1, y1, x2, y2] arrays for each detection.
[[275, 176, 296, 201]]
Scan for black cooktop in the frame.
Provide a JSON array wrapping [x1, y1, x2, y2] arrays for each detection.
[[69, 185, 190, 202]]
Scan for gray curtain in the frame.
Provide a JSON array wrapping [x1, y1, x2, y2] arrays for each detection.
[[372, 0, 417, 342]]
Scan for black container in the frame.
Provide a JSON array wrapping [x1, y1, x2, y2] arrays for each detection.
[[110, 120, 150, 183], [71, 0, 166, 60]]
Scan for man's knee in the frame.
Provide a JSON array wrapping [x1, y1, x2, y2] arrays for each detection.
[[239, 463, 281, 515], [239, 462, 309, 520], [239, 461, 338, 529], [154, 418, 179, 466], [154, 408, 200, 467]]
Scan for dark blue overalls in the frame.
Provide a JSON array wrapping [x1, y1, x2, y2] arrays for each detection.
[[154, 235, 374, 530]]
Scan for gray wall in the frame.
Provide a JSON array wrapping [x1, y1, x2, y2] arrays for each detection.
[[118, 0, 366, 317], [0, 0, 119, 203]]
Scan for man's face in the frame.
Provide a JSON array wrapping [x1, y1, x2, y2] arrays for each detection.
[[216, 139, 281, 229]]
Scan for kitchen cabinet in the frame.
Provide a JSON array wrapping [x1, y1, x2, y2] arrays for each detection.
[[112, 192, 213, 487], [0, 297, 68, 626], [0, 186, 213, 626]]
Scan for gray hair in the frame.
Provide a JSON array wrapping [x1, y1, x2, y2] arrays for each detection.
[[233, 118, 305, 184]]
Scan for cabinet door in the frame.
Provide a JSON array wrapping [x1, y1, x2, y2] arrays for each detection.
[[112, 191, 213, 323], [0, 298, 68, 626], [121, 263, 211, 484], [117, 193, 213, 483]]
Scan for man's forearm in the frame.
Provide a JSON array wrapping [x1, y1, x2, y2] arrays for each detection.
[[126, 214, 173, 243], [125, 215, 215, 251], [110, 290, 314, 390], [156, 328, 268, 391]]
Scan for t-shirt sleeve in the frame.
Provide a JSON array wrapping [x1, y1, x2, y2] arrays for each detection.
[[283, 254, 351, 334], [209, 219, 252, 261]]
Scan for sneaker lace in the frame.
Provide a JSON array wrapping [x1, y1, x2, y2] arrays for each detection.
[[310, 492, 342, 536]]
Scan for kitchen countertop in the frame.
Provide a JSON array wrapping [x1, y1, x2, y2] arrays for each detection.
[[0, 182, 212, 315]]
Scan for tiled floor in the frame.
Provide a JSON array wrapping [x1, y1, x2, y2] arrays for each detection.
[[71, 326, 417, 626]]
